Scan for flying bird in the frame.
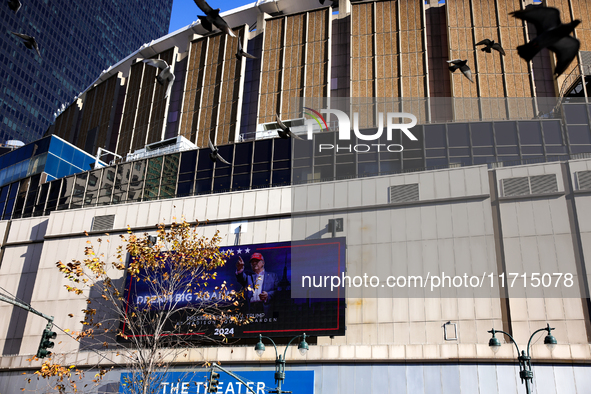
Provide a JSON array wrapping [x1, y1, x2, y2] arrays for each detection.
[[193, 0, 236, 37], [8, 0, 21, 13], [236, 40, 256, 60], [208, 138, 231, 164], [510, 6, 580, 76], [447, 59, 473, 83], [475, 39, 505, 56], [11, 32, 41, 57], [276, 114, 304, 140], [142, 58, 175, 99]]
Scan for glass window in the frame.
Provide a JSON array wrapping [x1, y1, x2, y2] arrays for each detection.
[[13, 178, 30, 218], [144, 157, 163, 201], [84, 169, 101, 207], [179, 150, 197, 173], [336, 163, 356, 179], [424, 125, 446, 148], [128, 160, 146, 202], [23, 174, 41, 217], [519, 122, 542, 144], [542, 121, 563, 145], [494, 122, 518, 146], [70, 173, 87, 209], [497, 146, 519, 155], [234, 142, 253, 166], [254, 139, 273, 162], [564, 104, 588, 124], [273, 138, 291, 161], [34, 182, 49, 216], [448, 123, 470, 147], [272, 169, 291, 185], [57, 176, 75, 210], [3, 183, 18, 220], [471, 122, 494, 146], [473, 147, 494, 156], [567, 125, 591, 145], [98, 168, 115, 205], [45, 179, 62, 214]]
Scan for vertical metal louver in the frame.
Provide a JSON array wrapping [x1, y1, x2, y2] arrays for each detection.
[[529, 175, 558, 194], [389, 184, 419, 203], [502, 174, 558, 197], [502, 177, 530, 197], [576, 171, 591, 190], [91, 214, 115, 232], [581, 51, 591, 67]]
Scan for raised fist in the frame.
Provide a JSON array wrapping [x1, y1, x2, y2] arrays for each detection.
[[236, 256, 245, 272]]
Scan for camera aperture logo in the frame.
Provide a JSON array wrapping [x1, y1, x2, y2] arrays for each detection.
[[304, 108, 418, 153]]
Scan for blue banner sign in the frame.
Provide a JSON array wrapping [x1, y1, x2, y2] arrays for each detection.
[[119, 370, 314, 394]]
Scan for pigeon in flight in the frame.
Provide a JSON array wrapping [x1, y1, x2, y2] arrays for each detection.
[[447, 59, 473, 82], [276, 114, 304, 140], [510, 6, 580, 76], [193, 0, 236, 37], [475, 39, 506, 56], [142, 58, 175, 99], [236, 40, 256, 60], [8, 0, 21, 13], [208, 138, 231, 164], [11, 32, 41, 57]]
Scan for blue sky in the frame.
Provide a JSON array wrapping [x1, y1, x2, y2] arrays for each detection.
[[168, 0, 254, 33]]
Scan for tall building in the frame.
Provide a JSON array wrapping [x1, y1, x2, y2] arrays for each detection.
[[0, 0, 173, 144], [1, 0, 591, 393]]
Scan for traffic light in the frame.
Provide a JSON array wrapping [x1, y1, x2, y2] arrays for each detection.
[[207, 370, 220, 393], [36, 326, 57, 358]]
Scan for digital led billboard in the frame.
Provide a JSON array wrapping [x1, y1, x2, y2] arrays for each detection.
[[122, 238, 346, 339]]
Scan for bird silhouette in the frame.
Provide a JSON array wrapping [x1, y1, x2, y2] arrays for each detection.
[[276, 114, 304, 140], [236, 40, 256, 60], [475, 39, 506, 56], [510, 6, 580, 76], [11, 32, 41, 57], [142, 58, 175, 99], [8, 0, 21, 13], [193, 0, 236, 37], [208, 138, 231, 164], [447, 59, 473, 83]]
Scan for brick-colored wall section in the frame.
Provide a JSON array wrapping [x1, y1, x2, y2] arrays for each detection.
[[76, 75, 120, 154], [351, 2, 374, 99], [217, 27, 247, 145], [259, 18, 285, 124], [181, 39, 207, 144], [117, 61, 144, 156], [375, 1, 399, 98], [131, 58, 159, 151], [498, 0, 534, 119], [447, 0, 478, 100], [472, 0, 504, 98], [52, 101, 80, 144], [281, 13, 305, 120], [147, 48, 175, 146], [305, 9, 329, 101], [351, 2, 375, 128], [196, 34, 225, 148]]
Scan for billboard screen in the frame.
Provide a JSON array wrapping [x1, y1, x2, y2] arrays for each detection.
[[122, 238, 346, 339]]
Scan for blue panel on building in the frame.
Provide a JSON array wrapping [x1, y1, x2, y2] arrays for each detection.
[[119, 371, 314, 394]]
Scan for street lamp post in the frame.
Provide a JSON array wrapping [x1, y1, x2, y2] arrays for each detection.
[[254, 333, 309, 394], [487, 323, 557, 394]]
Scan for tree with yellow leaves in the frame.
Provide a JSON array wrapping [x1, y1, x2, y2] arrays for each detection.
[[30, 220, 249, 394]]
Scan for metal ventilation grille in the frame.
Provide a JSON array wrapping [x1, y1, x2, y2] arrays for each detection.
[[577, 171, 591, 190], [530, 174, 558, 194], [502, 177, 530, 197], [581, 51, 591, 67], [389, 184, 419, 203], [91, 215, 115, 232]]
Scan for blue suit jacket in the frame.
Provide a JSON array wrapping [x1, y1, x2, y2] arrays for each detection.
[[236, 270, 279, 313]]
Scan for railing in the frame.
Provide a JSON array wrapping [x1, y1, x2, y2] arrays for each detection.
[[559, 64, 591, 98]]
